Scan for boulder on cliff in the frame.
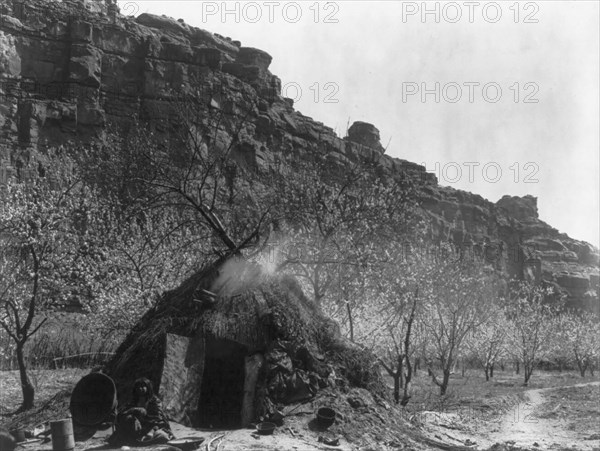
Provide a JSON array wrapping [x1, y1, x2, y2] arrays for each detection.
[[496, 194, 539, 221], [346, 121, 385, 152]]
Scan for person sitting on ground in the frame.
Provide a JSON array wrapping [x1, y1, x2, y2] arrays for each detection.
[[110, 377, 174, 445]]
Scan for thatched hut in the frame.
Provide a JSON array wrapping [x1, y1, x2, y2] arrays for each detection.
[[104, 256, 383, 429]]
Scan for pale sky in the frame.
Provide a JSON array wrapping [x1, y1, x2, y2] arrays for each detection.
[[117, 1, 600, 248]]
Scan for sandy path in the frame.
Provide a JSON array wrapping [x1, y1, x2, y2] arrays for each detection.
[[486, 381, 600, 450]]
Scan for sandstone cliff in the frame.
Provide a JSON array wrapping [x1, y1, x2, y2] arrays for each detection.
[[0, 0, 597, 312]]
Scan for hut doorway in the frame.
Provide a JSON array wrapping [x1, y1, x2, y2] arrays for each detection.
[[197, 337, 247, 429]]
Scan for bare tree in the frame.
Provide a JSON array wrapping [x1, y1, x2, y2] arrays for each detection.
[[466, 304, 508, 381], [376, 286, 419, 405], [0, 183, 85, 410], [421, 253, 503, 395], [505, 282, 554, 385], [352, 246, 431, 405], [558, 311, 600, 377], [270, 151, 420, 309], [87, 96, 275, 263]]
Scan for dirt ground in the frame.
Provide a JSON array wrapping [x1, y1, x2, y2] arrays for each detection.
[[415, 380, 600, 451], [5, 421, 356, 451], [537, 382, 600, 436], [2, 369, 599, 451]]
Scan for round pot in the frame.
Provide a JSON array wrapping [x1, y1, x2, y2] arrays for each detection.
[[316, 407, 336, 428], [256, 422, 276, 435]]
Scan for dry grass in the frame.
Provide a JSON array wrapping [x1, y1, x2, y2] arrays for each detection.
[[392, 367, 600, 421], [0, 368, 88, 420], [0, 368, 92, 435], [537, 383, 600, 436]]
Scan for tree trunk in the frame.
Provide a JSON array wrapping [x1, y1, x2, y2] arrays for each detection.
[[515, 360, 520, 374], [414, 357, 420, 374], [461, 359, 466, 377], [402, 356, 412, 406], [346, 302, 354, 342], [484, 366, 490, 381], [440, 369, 451, 396], [490, 364, 494, 378], [16, 343, 34, 410], [393, 373, 400, 404], [576, 360, 587, 377], [524, 364, 533, 385]]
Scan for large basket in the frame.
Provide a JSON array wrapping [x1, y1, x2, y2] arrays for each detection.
[[70, 373, 117, 426]]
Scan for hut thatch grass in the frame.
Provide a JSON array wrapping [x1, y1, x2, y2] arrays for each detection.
[[104, 256, 386, 427]]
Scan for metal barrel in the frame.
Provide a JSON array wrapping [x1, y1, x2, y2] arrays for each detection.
[[50, 419, 74, 451]]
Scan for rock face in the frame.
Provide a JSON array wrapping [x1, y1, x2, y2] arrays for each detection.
[[346, 121, 385, 153], [0, 0, 598, 312], [497, 195, 539, 221]]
